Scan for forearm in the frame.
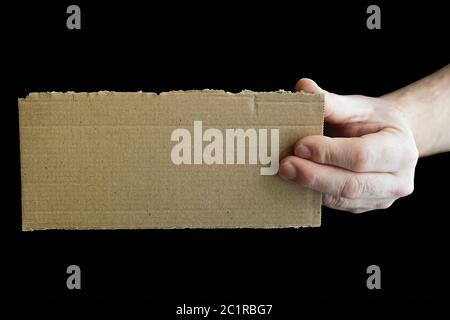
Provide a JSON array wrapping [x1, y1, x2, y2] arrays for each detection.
[[383, 65, 450, 157]]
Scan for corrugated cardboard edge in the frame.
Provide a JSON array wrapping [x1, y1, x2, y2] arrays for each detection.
[[19, 90, 324, 231]]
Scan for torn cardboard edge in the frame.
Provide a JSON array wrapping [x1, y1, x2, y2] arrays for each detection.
[[20, 89, 320, 98], [19, 90, 324, 230]]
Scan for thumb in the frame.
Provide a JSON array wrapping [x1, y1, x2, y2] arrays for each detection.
[[295, 78, 373, 124], [295, 78, 326, 94]]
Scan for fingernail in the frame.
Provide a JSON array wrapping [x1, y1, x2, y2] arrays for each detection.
[[295, 145, 311, 159], [280, 162, 297, 180]]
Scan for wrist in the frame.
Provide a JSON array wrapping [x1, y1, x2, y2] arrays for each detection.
[[382, 92, 424, 155], [382, 65, 450, 157]]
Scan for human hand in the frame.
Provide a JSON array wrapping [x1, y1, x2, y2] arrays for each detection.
[[279, 79, 419, 213]]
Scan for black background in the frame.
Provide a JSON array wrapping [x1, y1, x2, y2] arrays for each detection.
[[3, 0, 450, 308]]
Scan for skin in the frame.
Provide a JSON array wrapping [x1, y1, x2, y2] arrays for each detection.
[[279, 64, 450, 213]]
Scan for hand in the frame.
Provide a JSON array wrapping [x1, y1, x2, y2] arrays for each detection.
[[279, 79, 419, 213]]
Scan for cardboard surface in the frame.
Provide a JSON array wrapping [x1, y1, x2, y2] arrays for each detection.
[[19, 91, 324, 230]]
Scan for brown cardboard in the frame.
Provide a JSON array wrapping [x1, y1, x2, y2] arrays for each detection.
[[18, 90, 324, 230]]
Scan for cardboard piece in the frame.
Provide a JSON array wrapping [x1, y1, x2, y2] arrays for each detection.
[[18, 91, 324, 230]]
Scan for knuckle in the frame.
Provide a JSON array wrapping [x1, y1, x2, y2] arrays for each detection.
[[302, 137, 330, 164], [393, 180, 414, 197], [353, 143, 371, 172], [405, 145, 419, 165], [295, 165, 317, 188], [341, 176, 363, 199], [321, 137, 335, 164], [316, 143, 330, 164], [376, 200, 394, 210], [349, 208, 367, 214]]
